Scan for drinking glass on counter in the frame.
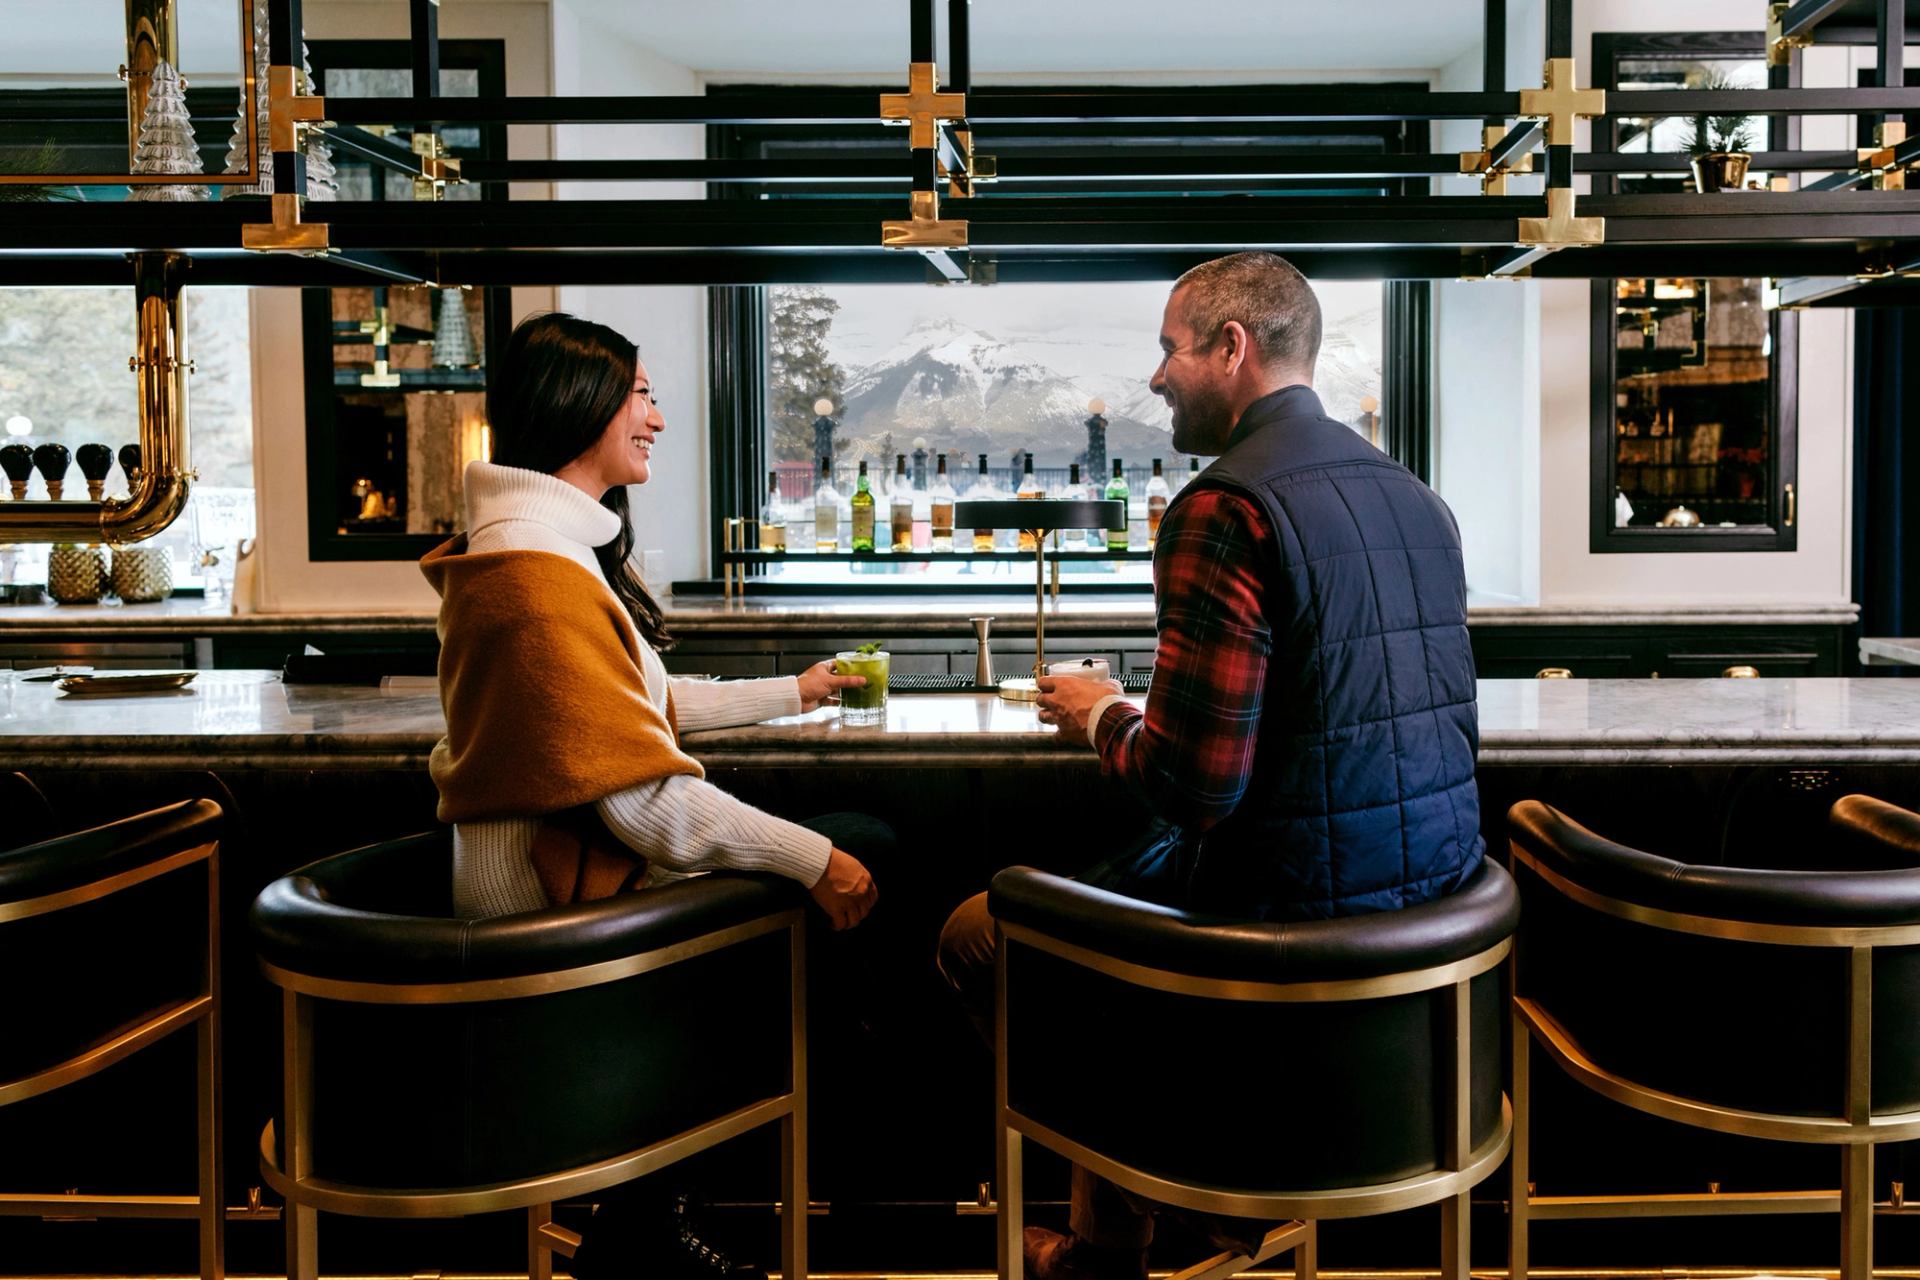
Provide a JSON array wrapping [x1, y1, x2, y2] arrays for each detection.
[[834, 649, 890, 726]]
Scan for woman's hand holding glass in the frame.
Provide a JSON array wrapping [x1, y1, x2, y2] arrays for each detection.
[[810, 847, 878, 930], [796, 659, 866, 712]]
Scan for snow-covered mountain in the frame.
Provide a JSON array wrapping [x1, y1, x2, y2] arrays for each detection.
[[836, 317, 1184, 468]]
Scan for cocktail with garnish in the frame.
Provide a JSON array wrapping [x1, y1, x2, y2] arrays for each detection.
[[834, 643, 891, 726]]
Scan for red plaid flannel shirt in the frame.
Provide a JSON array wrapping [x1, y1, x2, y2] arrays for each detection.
[[1093, 487, 1273, 831]]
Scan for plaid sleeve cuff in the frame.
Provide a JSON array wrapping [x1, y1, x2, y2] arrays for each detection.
[[1090, 696, 1139, 752]]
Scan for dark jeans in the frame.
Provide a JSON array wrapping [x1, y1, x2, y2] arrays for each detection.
[[572, 812, 898, 1280], [936, 822, 1189, 1250]]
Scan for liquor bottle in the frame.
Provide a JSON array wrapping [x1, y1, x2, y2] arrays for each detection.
[[813, 455, 838, 552], [1062, 463, 1088, 551], [1104, 458, 1130, 552], [929, 455, 956, 552], [1146, 458, 1171, 549], [1015, 455, 1045, 551], [969, 454, 996, 552], [1181, 456, 1199, 493], [851, 460, 875, 553], [758, 470, 786, 552], [890, 454, 913, 552]]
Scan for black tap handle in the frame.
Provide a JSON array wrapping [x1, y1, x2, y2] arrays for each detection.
[[0, 445, 34, 483], [118, 443, 142, 477], [76, 443, 114, 482], [31, 443, 69, 481]]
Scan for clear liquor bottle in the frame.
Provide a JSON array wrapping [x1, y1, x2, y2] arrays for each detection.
[[1016, 454, 1045, 552], [812, 455, 838, 552], [851, 460, 875, 553], [929, 455, 956, 552], [1104, 458, 1130, 552], [758, 469, 786, 551], [969, 454, 995, 552], [1146, 458, 1171, 549], [890, 454, 913, 552], [1062, 462, 1087, 551]]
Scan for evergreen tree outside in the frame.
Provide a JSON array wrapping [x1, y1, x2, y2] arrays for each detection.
[[767, 287, 845, 465]]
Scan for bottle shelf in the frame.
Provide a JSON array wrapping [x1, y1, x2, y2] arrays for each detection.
[[722, 548, 1153, 563], [331, 368, 486, 391]]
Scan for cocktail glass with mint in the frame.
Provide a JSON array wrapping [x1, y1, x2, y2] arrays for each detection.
[[835, 647, 890, 726]]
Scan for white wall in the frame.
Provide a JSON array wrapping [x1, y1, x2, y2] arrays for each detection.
[[549, 1, 709, 590], [247, 1, 554, 613]]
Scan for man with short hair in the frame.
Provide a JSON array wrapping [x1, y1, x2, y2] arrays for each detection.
[[937, 251, 1485, 1280]]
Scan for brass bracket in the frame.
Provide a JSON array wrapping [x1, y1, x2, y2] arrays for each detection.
[[882, 188, 969, 249], [1461, 124, 1536, 195], [1517, 58, 1605, 147], [411, 131, 463, 201], [127, 354, 195, 375], [1767, 2, 1812, 68], [240, 191, 329, 252], [1517, 187, 1605, 247], [940, 128, 997, 198], [265, 63, 327, 154], [1860, 121, 1910, 190], [879, 61, 966, 150]]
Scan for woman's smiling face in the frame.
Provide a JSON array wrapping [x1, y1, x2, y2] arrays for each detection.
[[580, 359, 665, 489]]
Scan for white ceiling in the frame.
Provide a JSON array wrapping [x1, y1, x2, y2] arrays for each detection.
[[582, 0, 1488, 78]]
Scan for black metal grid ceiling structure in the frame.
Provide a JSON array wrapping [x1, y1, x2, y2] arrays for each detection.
[[0, 0, 1916, 299]]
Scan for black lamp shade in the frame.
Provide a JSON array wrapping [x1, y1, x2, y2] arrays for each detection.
[[952, 499, 1126, 533]]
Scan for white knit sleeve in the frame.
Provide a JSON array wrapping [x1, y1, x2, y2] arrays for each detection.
[[669, 676, 802, 732], [594, 775, 831, 886]]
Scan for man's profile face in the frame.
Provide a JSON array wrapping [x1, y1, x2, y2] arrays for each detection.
[[1151, 288, 1234, 455]]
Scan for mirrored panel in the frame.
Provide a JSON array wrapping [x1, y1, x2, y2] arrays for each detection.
[[0, 0, 255, 190]]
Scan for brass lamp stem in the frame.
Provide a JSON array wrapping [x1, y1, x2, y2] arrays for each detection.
[[1032, 531, 1046, 682]]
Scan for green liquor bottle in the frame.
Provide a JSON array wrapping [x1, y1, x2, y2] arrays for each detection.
[[851, 460, 875, 553], [1104, 458, 1130, 552]]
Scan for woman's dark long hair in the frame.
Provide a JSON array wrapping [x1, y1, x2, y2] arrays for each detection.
[[486, 312, 673, 649]]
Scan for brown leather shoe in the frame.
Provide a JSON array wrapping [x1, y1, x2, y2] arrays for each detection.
[[1023, 1227, 1148, 1280]]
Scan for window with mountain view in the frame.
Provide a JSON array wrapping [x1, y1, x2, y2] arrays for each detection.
[[761, 280, 1384, 584]]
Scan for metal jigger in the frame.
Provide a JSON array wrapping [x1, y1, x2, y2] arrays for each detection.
[[970, 616, 994, 689], [953, 499, 1126, 702], [32, 443, 69, 501], [0, 445, 33, 500], [76, 443, 114, 502]]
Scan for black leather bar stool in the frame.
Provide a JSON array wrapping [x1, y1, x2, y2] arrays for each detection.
[[1507, 797, 1920, 1280], [989, 859, 1519, 1280], [248, 828, 809, 1280], [0, 798, 226, 1280]]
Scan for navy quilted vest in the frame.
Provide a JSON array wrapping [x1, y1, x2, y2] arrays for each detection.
[[1178, 385, 1484, 920]]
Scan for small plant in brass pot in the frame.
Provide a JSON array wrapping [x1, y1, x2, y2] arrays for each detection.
[[1682, 71, 1757, 193]]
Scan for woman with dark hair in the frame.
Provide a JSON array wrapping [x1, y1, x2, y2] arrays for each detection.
[[423, 311, 882, 925], [421, 312, 892, 1279]]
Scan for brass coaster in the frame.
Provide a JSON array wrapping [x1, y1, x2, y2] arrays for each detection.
[[998, 676, 1039, 702]]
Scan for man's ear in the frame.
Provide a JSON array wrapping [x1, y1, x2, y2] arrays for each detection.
[[1219, 320, 1251, 377]]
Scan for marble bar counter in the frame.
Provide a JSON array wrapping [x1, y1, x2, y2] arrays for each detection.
[[0, 595, 1856, 640], [2, 669, 1918, 771]]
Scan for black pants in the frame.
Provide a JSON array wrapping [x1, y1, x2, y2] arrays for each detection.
[[571, 812, 898, 1279]]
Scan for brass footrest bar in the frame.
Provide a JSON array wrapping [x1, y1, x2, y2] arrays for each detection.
[[1526, 1190, 1839, 1219]]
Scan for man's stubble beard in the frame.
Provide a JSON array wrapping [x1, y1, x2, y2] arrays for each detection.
[[1169, 380, 1235, 456]]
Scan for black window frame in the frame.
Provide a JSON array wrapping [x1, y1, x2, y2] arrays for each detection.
[[300, 37, 511, 562], [704, 82, 1436, 589], [1588, 31, 1799, 554]]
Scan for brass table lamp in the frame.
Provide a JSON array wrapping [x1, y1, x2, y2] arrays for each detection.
[[952, 498, 1126, 701]]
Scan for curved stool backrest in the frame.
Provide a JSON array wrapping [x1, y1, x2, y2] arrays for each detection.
[[0, 797, 225, 1280], [989, 857, 1519, 1219], [1508, 798, 1920, 1136], [249, 829, 811, 1280]]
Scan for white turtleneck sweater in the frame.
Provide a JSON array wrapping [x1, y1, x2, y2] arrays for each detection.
[[448, 460, 831, 919]]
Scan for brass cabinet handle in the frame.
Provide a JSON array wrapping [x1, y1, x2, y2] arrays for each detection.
[[1785, 483, 1796, 527]]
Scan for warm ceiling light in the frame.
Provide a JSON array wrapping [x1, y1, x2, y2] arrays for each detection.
[[4, 416, 30, 437], [813, 397, 835, 417]]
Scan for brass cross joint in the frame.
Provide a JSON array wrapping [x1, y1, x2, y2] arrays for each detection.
[[881, 188, 969, 249], [880, 62, 966, 150], [266, 64, 328, 154], [1767, 3, 1812, 68], [1517, 58, 1605, 148], [1517, 187, 1605, 247], [240, 192, 329, 253]]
